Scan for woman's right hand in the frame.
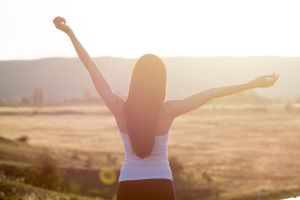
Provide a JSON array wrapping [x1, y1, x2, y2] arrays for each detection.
[[249, 72, 279, 88], [53, 16, 72, 35]]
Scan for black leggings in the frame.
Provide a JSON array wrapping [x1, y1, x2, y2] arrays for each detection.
[[117, 179, 176, 200]]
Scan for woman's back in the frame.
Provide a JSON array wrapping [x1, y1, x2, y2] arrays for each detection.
[[116, 103, 175, 182], [119, 130, 172, 181], [115, 103, 175, 137]]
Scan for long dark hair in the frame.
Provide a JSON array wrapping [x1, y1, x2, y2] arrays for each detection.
[[123, 54, 167, 159]]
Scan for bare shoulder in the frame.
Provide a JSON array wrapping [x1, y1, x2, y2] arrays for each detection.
[[113, 99, 127, 132], [112, 96, 126, 117], [162, 100, 182, 118]]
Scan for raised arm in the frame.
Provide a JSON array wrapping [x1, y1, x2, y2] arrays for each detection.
[[164, 72, 279, 118], [53, 16, 124, 116]]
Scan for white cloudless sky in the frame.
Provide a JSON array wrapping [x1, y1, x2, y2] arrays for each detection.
[[1, 0, 300, 60]]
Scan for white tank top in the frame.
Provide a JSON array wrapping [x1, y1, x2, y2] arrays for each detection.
[[118, 130, 173, 182]]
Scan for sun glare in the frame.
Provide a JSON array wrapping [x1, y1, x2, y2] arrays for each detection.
[[1, 0, 300, 60]]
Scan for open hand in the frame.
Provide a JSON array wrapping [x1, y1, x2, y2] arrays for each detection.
[[53, 16, 72, 34], [250, 72, 279, 88]]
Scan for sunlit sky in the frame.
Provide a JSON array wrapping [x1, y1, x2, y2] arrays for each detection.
[[1, 0, 300, 60]]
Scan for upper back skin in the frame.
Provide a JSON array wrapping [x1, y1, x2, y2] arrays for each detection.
[[114, 101, 175, 136]]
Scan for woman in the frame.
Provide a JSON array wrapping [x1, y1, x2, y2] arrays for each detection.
[[53, 16, 279, 200]]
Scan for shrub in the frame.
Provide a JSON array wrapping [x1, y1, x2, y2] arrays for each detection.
[[16, 135, 29, 143], [26, 151, 65, 191], [62, 179, 81, 194], [84, 156, 93, 168], [169, 156, 184, 174]]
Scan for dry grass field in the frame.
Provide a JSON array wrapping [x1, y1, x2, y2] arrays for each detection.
[[0, 103, 300, 199]]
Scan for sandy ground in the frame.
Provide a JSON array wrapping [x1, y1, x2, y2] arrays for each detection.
[[1, 103, 300, 199]]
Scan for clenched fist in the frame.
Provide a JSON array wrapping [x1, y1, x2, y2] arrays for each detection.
[[53, 16, 72, 35]]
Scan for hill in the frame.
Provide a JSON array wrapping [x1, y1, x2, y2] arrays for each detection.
[[0, 56, 298, 102]]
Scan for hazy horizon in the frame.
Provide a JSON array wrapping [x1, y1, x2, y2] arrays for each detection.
[[0, 56, 298, 102]]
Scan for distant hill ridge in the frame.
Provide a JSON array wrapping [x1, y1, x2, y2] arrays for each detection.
[[0, 56, 299, 102]]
